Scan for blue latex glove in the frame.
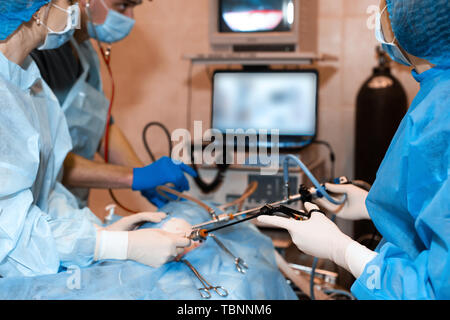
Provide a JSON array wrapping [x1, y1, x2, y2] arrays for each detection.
[[132, 157, 198, 206]]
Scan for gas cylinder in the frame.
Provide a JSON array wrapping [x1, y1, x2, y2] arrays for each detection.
[[351, 47, 409, 256], [354, 46, 408, 185]]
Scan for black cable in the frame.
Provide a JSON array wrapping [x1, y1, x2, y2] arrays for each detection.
[[106, 122, 174, 213], [142, 121, 173, 162], [190, 143, 229, 193], [142, 62, 227, 194], [141, 120, 228, 194], [185, 60, 227, 194]]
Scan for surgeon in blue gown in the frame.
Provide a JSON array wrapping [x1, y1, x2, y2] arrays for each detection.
[[259, 0, 449, 299], [0, 200, 298, 300], [0, 2, 296, 300], [30, 0, 195, 210], [0, 0, 190, 279]]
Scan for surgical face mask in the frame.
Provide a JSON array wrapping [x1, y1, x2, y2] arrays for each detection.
[[87, 0, 136, 43], [38, 3, 80, 50], [375, 6, 412, 67]]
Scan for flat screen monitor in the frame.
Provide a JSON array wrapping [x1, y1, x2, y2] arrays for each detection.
[[219, 0, 295, 33], [212, 70, 318, 149]]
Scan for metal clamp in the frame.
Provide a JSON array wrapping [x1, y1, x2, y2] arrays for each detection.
[[181, 259, 228, 299], [209, 234, 249, 274]]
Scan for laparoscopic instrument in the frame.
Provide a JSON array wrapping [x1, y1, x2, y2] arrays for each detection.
[[155, 154, 356, 299], [179, 258, 229, 299], [208, 233, 249, 274], [184, 154, 352, 242]]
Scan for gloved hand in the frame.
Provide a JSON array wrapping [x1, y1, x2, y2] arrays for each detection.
[[162, 217, 201, 257], [313, 183, 371, 220], [94, 228, 191, 268], [257, 202, 377, 278], [127, 229, 190, 267], [161, 217, 193, 236], [132, 157, 198, 206], [104, 212, 167, 231]]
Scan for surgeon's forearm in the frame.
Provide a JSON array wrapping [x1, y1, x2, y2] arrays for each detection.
[[62, 152, 133, 189], [343, 241, 378, 279], [99, 124, 144, 168]]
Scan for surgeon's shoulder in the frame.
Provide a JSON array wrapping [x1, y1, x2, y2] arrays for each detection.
[[405, 71, 450, 172], [0, 73, 20, 96], [430, 68, 450, 100], [0, 75, 38, 132], [0, 75, 29, 112], [408, 70, 450, 129]]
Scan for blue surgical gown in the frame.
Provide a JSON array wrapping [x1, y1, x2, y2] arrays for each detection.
[[352, 67, 450, 299], [0, 201, 298, 300], [0, 52, 99, 278]]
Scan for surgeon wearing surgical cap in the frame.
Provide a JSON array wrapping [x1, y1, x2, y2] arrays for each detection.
[[0, 0, 190, 278], [259, 0, 450, 299], [30, 0, 197, 211]]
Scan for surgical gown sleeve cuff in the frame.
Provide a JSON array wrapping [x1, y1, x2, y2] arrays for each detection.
[[94, 230, 128, 261], [345, 241, 378, 279]]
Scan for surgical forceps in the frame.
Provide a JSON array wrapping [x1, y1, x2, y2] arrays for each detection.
[[208, 234, 249, 274], [188, 203, 312, 242], [181, 259, 229, 299], [189, 184, 318, 233]]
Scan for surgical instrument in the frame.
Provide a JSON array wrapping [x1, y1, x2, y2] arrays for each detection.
[[180, 259, 229, 299], [189, 184, 313, 231], [288, 263, 338, 285], [208, 233, 249, 274], [188, 203, 314, 242]]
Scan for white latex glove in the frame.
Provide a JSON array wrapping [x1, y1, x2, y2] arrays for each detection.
[[103, 212, 167, 231], [162, 218, 202, 256], [94, 228, 190, 268], [161, 217, 193, 236], [257, 202, 377, 278], [313, 183, 371, 220]]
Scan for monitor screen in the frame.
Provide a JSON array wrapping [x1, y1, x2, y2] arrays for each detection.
[[212, 71, 318, 140], [219, 0, 295, 33]]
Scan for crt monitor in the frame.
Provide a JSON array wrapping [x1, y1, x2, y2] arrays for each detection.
[[209, 0, 318, 53], [211, 70, 318, 149], [219, 0, 295, 33]]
